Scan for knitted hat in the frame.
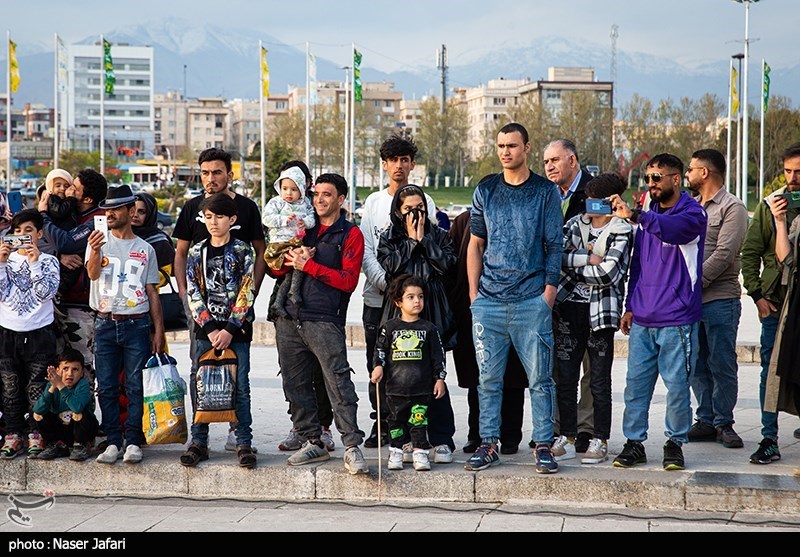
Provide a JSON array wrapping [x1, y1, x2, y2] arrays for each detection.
[[45, 169, 74, 193]]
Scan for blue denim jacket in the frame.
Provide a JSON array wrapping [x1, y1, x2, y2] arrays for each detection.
[[470, 172, 563, 302]]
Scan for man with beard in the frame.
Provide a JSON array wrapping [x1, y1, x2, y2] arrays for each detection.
[[683, 150, 748, 450], [608, 153, 707, 471]]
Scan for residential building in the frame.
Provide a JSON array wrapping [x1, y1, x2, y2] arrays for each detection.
[[24, 104, 54, 140], [187, 98, 228, 152], [226, 95, 288, 157], [154, 90, 188, 155], [519, 67, 613, 114], [396, 99, 422, 139]]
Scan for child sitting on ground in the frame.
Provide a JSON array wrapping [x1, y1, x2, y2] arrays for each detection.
[[32, 348, 98, 461], [261, 166, 315, 317], [371, 274, 447, 471]]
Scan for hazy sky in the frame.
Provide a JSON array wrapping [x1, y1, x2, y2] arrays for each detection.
[[8, 0, 798, 70]]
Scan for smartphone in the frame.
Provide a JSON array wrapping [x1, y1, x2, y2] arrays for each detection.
[[94, 215, 109, 242], [586, 198, 612, 215], [776, 192, 800, 209], [2, 234, 33, 249], [7, 191, 23, 214]]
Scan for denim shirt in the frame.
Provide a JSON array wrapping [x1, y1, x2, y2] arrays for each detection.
[[470, 171, 563, 302]]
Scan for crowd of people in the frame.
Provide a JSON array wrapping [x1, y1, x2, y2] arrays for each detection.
[[0, 130, 799, 479]]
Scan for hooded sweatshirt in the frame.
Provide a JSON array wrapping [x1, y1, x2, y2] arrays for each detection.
[[261, 167, 316, 243], [626, 191, 707, 328]]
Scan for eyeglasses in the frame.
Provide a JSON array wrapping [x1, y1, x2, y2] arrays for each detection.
[[644, 172, 679, 184]]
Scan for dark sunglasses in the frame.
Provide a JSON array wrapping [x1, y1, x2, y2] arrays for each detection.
[[644, 172, 679, 184]]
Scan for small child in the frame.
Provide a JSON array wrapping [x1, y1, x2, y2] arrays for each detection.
[[31, 348, 98, 461], [371, 274, 447, 471], [39, 169, 81, 298], [262, 167, 315, 317]]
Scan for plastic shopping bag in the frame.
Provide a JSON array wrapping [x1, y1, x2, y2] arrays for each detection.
[[192, 348, 238, 424], [142, 353, 188, 445]]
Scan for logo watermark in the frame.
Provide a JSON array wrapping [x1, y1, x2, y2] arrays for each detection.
[[6, 491, 55, 527]]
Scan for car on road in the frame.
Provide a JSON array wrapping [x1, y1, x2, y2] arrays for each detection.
[[156, 211, 174, 230], [444, 204, 471, 220]]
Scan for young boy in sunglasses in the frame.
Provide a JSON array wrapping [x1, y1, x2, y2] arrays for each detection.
[[606, 153, 707, 472]]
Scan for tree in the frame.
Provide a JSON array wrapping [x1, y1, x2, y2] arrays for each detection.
[[415, 98, 469, 188], [557, 91, 614, 171], [506, 95, 556, 169]]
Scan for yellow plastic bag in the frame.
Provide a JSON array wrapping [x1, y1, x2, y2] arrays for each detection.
[[142, 354, 188, 445]]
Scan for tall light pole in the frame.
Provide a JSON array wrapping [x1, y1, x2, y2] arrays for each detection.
[[733, 52, 744, 199], [733, 0, 761, 210]]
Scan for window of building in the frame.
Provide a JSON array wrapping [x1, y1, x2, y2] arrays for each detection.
[[276, 102, 286, 109], [155, 133, 161, 143], [168, 133, 175, 140], [493, 98, 506, 106]]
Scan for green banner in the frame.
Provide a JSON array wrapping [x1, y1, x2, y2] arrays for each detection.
[[103, 38, 115, 95], [763, 62, 771, 114], [353, 48, 363, 103]]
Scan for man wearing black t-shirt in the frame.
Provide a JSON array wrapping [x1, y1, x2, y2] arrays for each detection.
[[173, 148, 267, 451]]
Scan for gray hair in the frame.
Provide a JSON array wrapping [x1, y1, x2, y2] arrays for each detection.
[[544, 139, 580, 163]]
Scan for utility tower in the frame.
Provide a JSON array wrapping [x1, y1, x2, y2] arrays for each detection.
[[610, 24, 619, 85], [436, 45, 448, 114]]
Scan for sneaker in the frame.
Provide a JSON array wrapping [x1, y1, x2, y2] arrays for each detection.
[[574, 432, 592, 453], [749, 438, 781, 465], [37, 442, 70, 461], [27, 432, 45, 458], [433, 444, 453, 464], [1, 434, 25, 460], [69, 443, 91, 462], [363, 422, 387, 448], [320, 427, 335, 452], [96, 444, 122, 464], [687, 420, 717, 442], [499, 443, 519, 455], [794, 427, 800, 441], [278, 428, 304, 452], [387, 447, 404, 470], [551, 435, 576, 462], [413, 450, 431, 471], [288, 440, 330, 466], [716, 424, 744, 449], [581, 438, 608, 464], [462, 439, 481, 454], [402, 442, 414, 463], [464, 444, 500, 471], [613, 440, 647, 468], [343, 446, 369, 475], [123, 444, 143, 464], [224, 428, 259, 454], [534, 444, 559, 474], [663, 440, 685, 471]]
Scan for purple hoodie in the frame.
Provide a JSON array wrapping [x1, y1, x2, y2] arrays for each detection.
[[626, 191, 707, 327]]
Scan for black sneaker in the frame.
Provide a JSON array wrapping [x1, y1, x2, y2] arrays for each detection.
[[749, 438, 781, 464], [613, 440, 647, 468], [533, 444, 559, 474], [716, 424, 744, 448], [663, 440, 685, 471], [464, 444, 500, 471], [574, 432, 592, 453], [500, 443, 519, 455], [794, 427, 800, 440], [363, 422, 387, 448], [687, 420, 717, 442], [462, 439, 481, 454], [69, 443, 91, 462], [37, 442, 70, 461]]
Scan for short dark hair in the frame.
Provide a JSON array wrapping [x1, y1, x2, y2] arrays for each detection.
[[647, 153, 684, 176], [546, 139, 580, 163], [380, 135, 418, 162], [388, 273, 426, 304], [57, 348, 85, 369], [11, 209, 44, 231], [315, 173, 348, 197], [198, 147, 233, 173], [199, 193, 238, 217], [782, 142, 800, 163], [585, 173, 627, 199], [498, 123, 529, 145], [691, 149, 726, 177], [75, 168, 108, 206], [280, 160, 312, 185]]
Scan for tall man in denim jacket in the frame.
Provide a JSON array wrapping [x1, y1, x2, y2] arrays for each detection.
[[465, 123, 563, 474]]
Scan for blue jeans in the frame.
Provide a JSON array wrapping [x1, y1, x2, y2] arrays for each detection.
[[94, 315, 152, 448], [471, 294, 555, 446], [190, 339, 253, 448], [759, 314, 779, 441], [691, 298, 741, 427], [623, 322, 699, 445]]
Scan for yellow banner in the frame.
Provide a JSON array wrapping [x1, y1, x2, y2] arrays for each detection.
[[731, 66, 740, 118], [261, 46, 270, 98], [9, 39, 20, 93]]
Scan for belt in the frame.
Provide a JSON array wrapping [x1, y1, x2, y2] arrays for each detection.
[[97, 312, 148, 322]]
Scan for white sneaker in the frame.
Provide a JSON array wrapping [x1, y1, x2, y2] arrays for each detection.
[[388, 447, 404, 470], [413, 450, 431, 471], [343, 446, 369, 475], [402, 442, 414, 463], [123, 444, 143, 464], [96, 444, 122, 464], [581, 438, 609, 464], [433, 444, 453, 464], [552, 435, 576, 462], [320, 427, 335, 452]]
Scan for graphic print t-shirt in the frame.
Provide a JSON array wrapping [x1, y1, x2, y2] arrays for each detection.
[[89, 235, 159, 314], [204, 243, 228, 322], [173, 193, 265, 246], [373, 318, 446, 398]]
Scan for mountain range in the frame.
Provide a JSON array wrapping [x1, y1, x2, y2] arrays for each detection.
[[5, 19, 799, 111]]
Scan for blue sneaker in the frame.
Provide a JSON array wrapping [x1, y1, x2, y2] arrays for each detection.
[[534, 444, 559, 474], [464, 443, 500, 471]]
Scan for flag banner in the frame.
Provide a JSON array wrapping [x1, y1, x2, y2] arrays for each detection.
[[103, 38, 115, 95], [763, 61, 771, 114], [57, 35, 68, 93], [731, 66, 740, 118], [261, 46, 270, 98], [9, 38, 20, 93], [353, 48, 363, 103], [309, 51, 317, 104]]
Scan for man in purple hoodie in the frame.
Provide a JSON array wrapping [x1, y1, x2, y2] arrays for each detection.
[[607, 153, 707, 471]]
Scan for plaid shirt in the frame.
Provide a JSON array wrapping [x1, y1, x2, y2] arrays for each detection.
[[556, 215, 634, 332]]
